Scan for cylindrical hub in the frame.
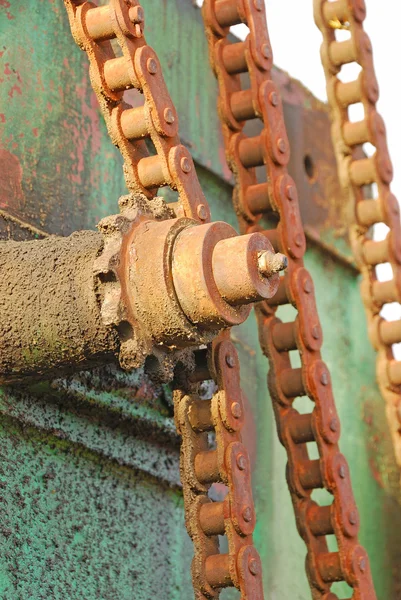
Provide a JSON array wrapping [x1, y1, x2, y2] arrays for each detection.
[[171, 221, 280, 329], [0, 231, 119, 382]]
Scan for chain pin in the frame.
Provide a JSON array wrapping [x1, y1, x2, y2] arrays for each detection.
[[312, 326, 320, 340], [295, 233, 303, 248], [269, 91, 279, 107], [231, 402, 242, 419], [303, 279, 313, 294], [359, 557, 367, 572], [242, 506, 252, 522], [286, 184, 296, 201], [329, 418, 338, 432], [248, 558, 259, 576], [236, 454, 247, 471], [180, 156, 191, 173], [338, 465, 346, 479], [277, 137, 287, 153], [348, 511, 358, 525], [197, 204, 208, 221], [164, 107, 175, 124], [226, 353, 235, 368], [147, 57, 158, 74], [320, 371, 329, 386], [253, 0, 263, 11], [261, 43, 271, 59]]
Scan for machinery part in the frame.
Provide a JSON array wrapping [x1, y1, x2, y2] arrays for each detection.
[[314, 1, 401, 465], [63, 1, 274, 596], [95, 194, 281, 379], [175, 336, 263, 599], [202, 0, 376, 598], [63, 0, 209, 223], [0, 231, 119, 382], [0, 194, 282, 383]]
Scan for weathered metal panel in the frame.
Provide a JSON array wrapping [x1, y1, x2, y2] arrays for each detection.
[[0, 1, 400, 599]]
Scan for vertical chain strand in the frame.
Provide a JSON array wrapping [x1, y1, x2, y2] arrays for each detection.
[[202, 0, 376, 597]]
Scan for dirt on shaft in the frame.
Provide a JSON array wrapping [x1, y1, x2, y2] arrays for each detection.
[[0, 230, 119, 382]]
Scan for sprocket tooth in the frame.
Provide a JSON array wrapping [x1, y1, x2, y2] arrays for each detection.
[[101, 284, 122, 326], [119, 334, 149, 371]]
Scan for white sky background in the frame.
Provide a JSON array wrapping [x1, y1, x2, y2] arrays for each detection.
[[196, 0, 401, 354]]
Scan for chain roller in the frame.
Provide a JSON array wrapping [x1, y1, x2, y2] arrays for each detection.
[[63, 1, 263, 597], [314, 0, 401, 467], [202, 0, 376, 597]]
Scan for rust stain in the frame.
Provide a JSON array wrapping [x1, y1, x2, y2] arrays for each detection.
[[0, 149, 24, 211]]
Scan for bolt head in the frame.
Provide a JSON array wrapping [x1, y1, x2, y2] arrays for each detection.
[[277, 137, 287, 154], [258, 251, 288, 276], [269, 91, 279, 107], [147, 57, 158, 75], [225, 353, 235, 368], [236, 453, 247, 471], [320, 371, 329, 386], [197, 204, 208, 221], [231, 401, 242, 419], [242, 506, 252, 523], [180, 156, 191, 173], [164, 107, 175, 124], [248, 557, 259, 576]]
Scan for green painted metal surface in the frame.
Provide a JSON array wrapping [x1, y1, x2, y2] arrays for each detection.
[[1, 1, 400, 598]]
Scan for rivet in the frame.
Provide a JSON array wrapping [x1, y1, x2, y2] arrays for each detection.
[[242, 506, 252, 522], [261, 43, 271, 59], [180, 156, 191, 173], [303, 279, 313, 294], [277, 137, 287, 154], [295, 233, 303, 247], [338, 464, 346, 479], [312, 326, 320, 340], [286, 184, 296, 201], [393, 203, 399, 216], [269, 91, 279, 107], [236, 453, 247, 471], [147, 57, 158, 75], [359, 557, 366, 572], [248, 557, 259, 576], [197, 204, 208, 221], [329, 418, 338, 432], [164, 107, 175, 124], [348, 510, 358, 525], [253, 0, 263, 11], [231, 402, 242, 419], [226, 353, 235, 368], [320, 371, 329, 386]]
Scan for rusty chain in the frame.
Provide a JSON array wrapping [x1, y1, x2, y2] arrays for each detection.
[[314, 0, 401, 467], [202, 0, 376, 597], [63, 1, 264, 597]]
